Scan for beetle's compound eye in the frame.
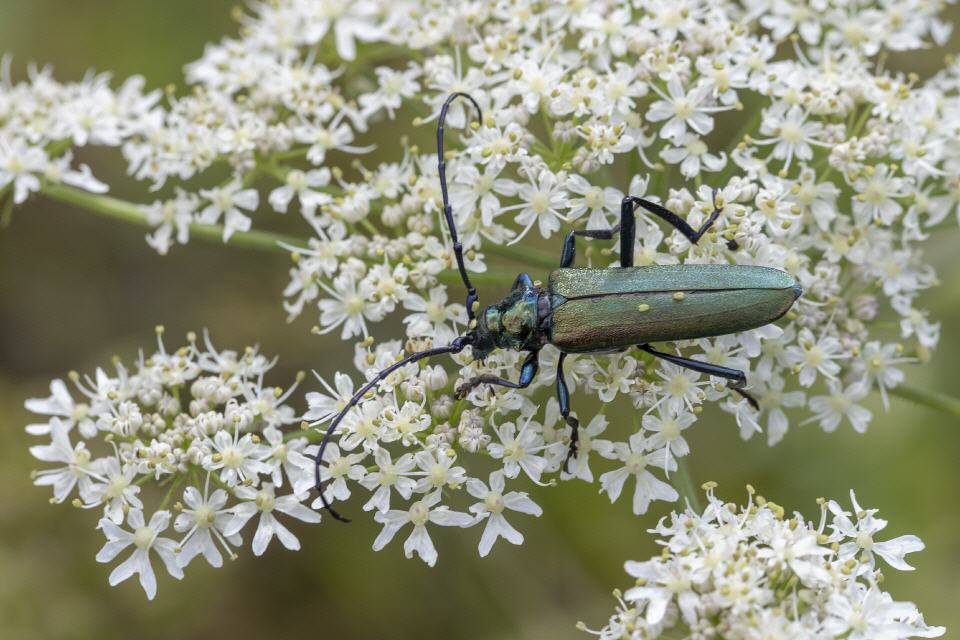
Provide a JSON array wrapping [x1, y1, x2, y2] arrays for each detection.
[[469, 308, 498, 360], [484, 306, 502, 334], [502, 307, 525, 335]]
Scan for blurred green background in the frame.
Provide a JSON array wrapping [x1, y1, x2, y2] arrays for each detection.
[[0, 2, 958, 638]]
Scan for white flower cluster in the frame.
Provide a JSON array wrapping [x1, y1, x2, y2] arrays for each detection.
[[3, 0, 954, 450], [26, 329, 321, 599], [5, 0, 957, 606], [583, 486, 943, 640]]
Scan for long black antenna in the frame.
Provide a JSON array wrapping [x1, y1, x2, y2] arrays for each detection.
[[313, 336, 470, 522], [437, 92, 483, 322]]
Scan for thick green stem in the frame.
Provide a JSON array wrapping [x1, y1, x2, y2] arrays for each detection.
[[41, 182, 303, 252], [673, 456, 703, 514], [39, 183, 515, 286], [890, 384, 960, 419]]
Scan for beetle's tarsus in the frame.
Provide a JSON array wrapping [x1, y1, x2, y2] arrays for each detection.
[[455, 377, 484, 399], [729, 376, 760, 410], [732, 386, 760, 410], [455, 374, 501, 398], [562, 415, 580, 474]]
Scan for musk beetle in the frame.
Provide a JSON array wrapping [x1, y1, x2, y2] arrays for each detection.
[[314, 92, 802, 522]]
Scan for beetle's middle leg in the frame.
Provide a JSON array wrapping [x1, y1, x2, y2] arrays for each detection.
[[560, 192, 637, 268], [556, 352, 581, 472], [455, 350, 539, 398], [637, 343, 759, 409]]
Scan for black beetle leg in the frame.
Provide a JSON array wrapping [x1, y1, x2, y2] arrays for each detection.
[[455, 350, 539, 399], [556, 352, 580, 472], [637, 343, 759, 410], [624, 189, 722, 246]]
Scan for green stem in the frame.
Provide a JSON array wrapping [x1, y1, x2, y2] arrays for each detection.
[[890, 384, 960, 419], [0, 189, 13, 228], [42, 182, 302, 253], [849, 104, 874, 139], [725, 106, 763, 153], [39, 182, 515, 287], [285, 426, 322, 443], [158, 475, 185, 511], [673, 456, 703, 514]]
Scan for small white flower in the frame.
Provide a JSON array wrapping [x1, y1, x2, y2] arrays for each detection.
[[224, 483, 321, 556], [467, 471, 542, 557], [598, 432, 678, 515], [317, 272, 385, 339], [24, 378, 98, 438], [647, 77, 728, 144], [828, 490, 925, 572], [174, 480, 240, 568], [359, 448, 417, 513], [83, 455, 142, 524], [786, 328, 846, 387], [309, 442, 366, 508], [501, 168, 570, 244], [372, 492, 474, 567], [29, 418, 97, 503], [197, 180, 259, 241], [205, 428, 269, 487], [402, 286, 467, 344], [96, 509, 182, 600], [0, 137, 45, 203], [804, 380, 873, 434], [487, 416, 559, 485], [268, 168, 332, 216]]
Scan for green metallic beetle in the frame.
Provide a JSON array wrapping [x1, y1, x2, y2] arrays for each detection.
[[314, 92, 802, 522]]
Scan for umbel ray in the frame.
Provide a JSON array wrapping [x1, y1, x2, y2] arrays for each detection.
[[314, 92, 803, 522]]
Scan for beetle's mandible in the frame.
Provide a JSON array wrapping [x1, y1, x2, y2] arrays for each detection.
[[313, 92, 802, 522]]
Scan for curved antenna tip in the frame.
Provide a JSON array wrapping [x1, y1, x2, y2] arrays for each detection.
[[444, 91, 483, 125]]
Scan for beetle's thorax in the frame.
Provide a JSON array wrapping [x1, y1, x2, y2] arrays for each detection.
[[470, 287, 551, 359]]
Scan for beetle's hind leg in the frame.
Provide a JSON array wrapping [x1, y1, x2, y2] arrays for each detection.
[[625, 188, 727, 248], [556, 352, 581, 472], [637, 343, 759, 410], [455, 350, 539, 399]]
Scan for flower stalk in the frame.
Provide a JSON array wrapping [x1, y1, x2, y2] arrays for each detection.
[[890, 384, 960, 419]]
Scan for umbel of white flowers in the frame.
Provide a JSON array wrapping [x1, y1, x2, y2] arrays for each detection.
[[2, 0, 950, 473], [28, 331, 548, 598], [5, 0, 955, 621], [22, 330, 943, 636], [581, 485, 943, 640]]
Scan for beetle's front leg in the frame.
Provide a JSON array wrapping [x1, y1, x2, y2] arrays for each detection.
[[556, 352, 581, 472], [637, 343, 759, 409], [455, 350, 539, 399]]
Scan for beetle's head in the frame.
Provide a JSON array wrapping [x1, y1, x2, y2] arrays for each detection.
[[469, 290, 540, 361]]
